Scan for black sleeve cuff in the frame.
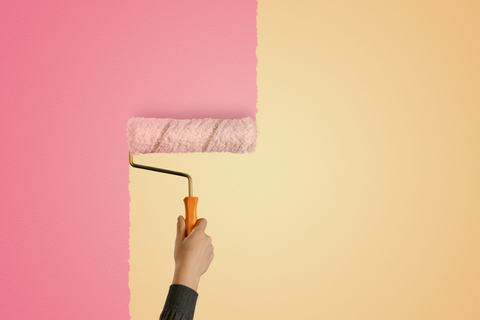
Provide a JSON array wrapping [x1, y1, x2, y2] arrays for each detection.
[[160, 284, 199, 320]]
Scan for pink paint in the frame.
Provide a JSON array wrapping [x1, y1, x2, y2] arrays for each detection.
[[0, 1, 257, 318]]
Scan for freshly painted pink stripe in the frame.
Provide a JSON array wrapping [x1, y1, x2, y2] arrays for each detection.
[[0, 1, 257, 318]]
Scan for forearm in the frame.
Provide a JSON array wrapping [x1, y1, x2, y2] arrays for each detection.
[[172, 268, 200, 292]]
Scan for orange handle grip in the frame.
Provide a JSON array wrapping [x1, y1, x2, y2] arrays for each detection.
[[183, 197, 198, 236]]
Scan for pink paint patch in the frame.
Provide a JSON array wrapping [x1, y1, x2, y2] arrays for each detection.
[[0, 1, 257, 319]]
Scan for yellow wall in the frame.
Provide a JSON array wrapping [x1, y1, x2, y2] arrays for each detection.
[[130, 1, 480, 318]]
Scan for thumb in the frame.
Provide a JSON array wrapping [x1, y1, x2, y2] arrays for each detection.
[[192, 218, 207, 233], [176, 215, 186, 243]]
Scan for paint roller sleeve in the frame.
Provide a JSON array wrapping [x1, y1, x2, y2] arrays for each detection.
[[127, 117, 257, 154]]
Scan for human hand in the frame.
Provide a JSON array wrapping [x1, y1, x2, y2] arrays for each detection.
[[172, 216, 214, 292]]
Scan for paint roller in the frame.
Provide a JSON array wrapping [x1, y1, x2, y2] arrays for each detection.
[[127, 117, 256, 235]]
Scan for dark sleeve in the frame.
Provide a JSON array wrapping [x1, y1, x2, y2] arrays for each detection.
[[159, 284, 199, 320]]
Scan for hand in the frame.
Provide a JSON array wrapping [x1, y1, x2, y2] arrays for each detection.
[[172, 216, 214, 292]]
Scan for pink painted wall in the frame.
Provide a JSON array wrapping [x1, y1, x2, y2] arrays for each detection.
[[0, 1, 257, 318]]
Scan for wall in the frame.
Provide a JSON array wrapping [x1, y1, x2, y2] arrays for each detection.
[[254, 1, 480, 318], [2, 1, 479, 319], [0, 1, 255, 319]]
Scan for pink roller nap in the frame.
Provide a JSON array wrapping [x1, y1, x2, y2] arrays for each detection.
[[127, 117, 256, 155]]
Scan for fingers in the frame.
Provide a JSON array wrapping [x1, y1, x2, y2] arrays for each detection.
[[176, 215, 186, 243]]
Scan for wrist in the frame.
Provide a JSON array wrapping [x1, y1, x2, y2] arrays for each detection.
[[172, 268, 200, 292]]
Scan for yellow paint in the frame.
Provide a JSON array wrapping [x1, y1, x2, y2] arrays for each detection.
[[130, 1, 480, 318]]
